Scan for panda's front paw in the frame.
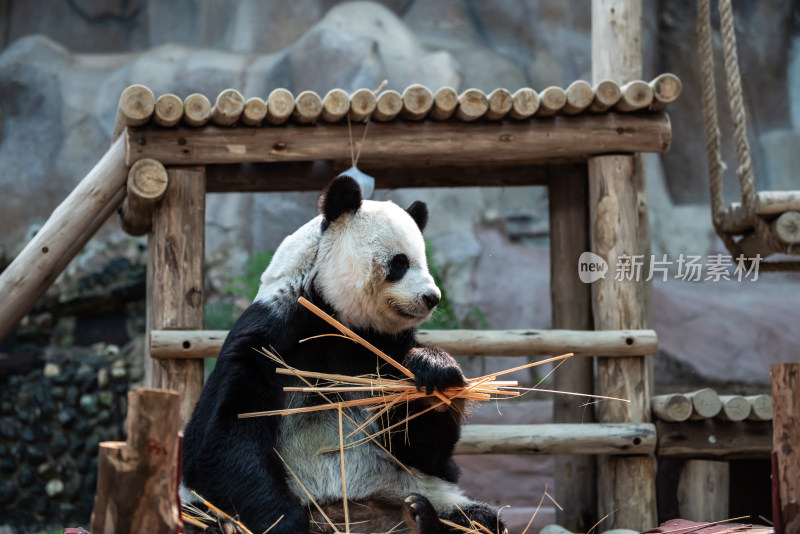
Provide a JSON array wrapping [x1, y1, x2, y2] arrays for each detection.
[[403, 493, 441, 534], [405, 346, 466, 395]]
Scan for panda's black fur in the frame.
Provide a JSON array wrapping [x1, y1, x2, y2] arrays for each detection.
[[182, 176, 505, 534]]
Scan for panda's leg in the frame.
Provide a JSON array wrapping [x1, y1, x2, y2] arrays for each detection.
[[403, 493, 441, 534]]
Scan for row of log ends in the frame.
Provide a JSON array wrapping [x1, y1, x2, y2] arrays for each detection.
[[650, 389, 772, 423], [112, 73, 681, 136]]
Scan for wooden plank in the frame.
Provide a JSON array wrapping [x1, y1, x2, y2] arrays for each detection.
[[591, 0, 656, 529], [677, 460, 730, 522], [145, 166, 205, 428], [771, 363, 800, 534], [204, 162, 550, 193], [548, 165, 597, 531], [149, 328, 659, 360], [125, 113, 672, 168], [0, 136, 128, 343], [454, 423, 656, 455], [91, 388, 182, 534], [656, 420, 772, 459]]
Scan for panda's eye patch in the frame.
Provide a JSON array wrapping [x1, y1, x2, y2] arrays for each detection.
[[386, 254, 410, 282]]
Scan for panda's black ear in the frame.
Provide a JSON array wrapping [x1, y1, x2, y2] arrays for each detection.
[[319, 175, 362, 224], [406, 201, 428, 232]]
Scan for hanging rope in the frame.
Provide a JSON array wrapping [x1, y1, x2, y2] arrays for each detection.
[[697, 0, 800, 271]]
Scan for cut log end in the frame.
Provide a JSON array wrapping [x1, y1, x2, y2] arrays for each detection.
[[484, 88, 513, 120], [113, 84, 155, 139], [563, 80, 594, 115], [616, 81, 654, 112], [430, 86, 458, 120], [590, 80, 622, 112], [212, 88, 245, 127], [153, 94, 183, 128], [455, 88, 488, 122], [687, 388, 722, 419], [373, 90, 403, 122], [650, 73, 682, 110], [293, 90, 323, 124], [651, 393, 692, 422], [266, 88, 295, 125], [349, 88, 377, 122], [773, 211, 800, 244], [401, 84, 433, 121], [536, 86, 567, 116], [321, 88, 350, 123], [509, 88, 539, 120], [183, 93, 212, 127], [241, 97, 267, 126], [119, 158, 169, 236]]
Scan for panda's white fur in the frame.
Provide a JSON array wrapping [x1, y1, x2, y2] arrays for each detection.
[[256, 200, 440, 334]]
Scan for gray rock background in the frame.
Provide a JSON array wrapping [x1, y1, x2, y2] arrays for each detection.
[[1, 0, 799, 531]]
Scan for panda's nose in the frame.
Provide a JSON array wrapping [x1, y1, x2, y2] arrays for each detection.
[[422, 293, 440, 310]]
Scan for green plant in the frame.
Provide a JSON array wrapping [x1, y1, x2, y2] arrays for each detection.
[[222, 250, 275, 300]]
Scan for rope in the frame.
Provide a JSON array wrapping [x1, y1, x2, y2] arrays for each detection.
[[697, 0, 800, 271]]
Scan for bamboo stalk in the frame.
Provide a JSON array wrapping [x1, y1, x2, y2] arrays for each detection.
[[266, 88, 295, 125], [373, 90, 403, 122], [509, 88, 539, 119], [430, 86, 458, 120], [455, 88, 488, 121], [241, 97, 267, 126], [484, 88, 513, 120], [183, 93, 212, 127], [153, 93, 183, 127]]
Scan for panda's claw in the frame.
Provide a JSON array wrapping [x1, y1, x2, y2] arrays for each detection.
[[402, 493, 441, 534]]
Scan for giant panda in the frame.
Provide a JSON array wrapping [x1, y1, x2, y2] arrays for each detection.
[[182, 175, 506, 534]]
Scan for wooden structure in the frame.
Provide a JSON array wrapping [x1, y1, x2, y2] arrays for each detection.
[[0, 1, 711, 530]]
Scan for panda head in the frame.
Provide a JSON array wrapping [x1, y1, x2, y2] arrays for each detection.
[[313, 175, 441, 334]]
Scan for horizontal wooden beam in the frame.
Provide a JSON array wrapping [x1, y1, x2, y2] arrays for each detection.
[[656, 420, 772, 459], [150, 328, 658, 359], [205, 162, 549, 193], [454, 423, 656, 455], [125, 112, 671, 168]]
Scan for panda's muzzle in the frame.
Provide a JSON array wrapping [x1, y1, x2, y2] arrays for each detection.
[[422, 293, 440, 310]]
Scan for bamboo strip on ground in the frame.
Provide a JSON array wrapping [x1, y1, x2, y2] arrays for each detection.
[[509, 88, 539, 119], [119, 158, 169, 236], [562, 80, 594, 115], [649, 73, 682, 111], [126, 112, 672, 167], [320, 89, 350, 123], [535, 86, 567, 117], [401, 84, 433, 121], [153, 93, 183, 127], [266, 88, 295, 125], [212, 89, 245, 127], [454, 423, 655, 455], [349, 88, 377, 122], [484, 88, 513, 120], [150, 328, 658, 359], [430, 86, 458, 120], [455, 88, 488, 121], [0, 137, 128, 343], [373, 90, 403, 122], [293, 91, 323, 124], [588, 80, 621, 112], [113, 84, 155, 139], [183, 93, 212, 127], [241, 97, 267, 126]]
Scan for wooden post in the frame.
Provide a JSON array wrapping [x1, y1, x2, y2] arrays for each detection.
[[0, 137, 128, 343], [590, 0, 656, 529], [91, 388, 182, 534], [677, 460, 730, 522], [772, 363, 800, 534], [145, 166, 206, 428], [549, 164, 597, 531], [119, 158, 169, 236]]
